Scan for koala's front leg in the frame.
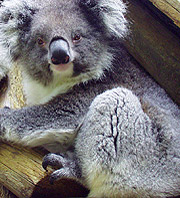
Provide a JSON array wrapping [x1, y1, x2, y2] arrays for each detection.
[[0, 95, 85, 152]]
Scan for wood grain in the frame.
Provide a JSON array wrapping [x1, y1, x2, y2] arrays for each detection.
[[125, 0, 180, 105], [0, 143, 48, 197], [149, 0, 180, 28], [0, 143, 89, 198]]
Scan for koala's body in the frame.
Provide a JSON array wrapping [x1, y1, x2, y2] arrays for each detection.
[[0, 0, 180, 197]]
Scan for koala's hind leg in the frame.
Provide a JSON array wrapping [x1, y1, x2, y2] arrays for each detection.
[[75, 88, 177, 198]]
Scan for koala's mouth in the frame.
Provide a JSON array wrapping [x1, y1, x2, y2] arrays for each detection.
[[50, 62, 74, 73]]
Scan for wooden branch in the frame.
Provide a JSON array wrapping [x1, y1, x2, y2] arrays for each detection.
[[0, 143, 46, 197], [149, 0, 180, 28], [0, 143, 89, 198], [124, 0, 180, 105]]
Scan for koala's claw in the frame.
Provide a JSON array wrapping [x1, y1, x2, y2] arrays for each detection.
[[49, 167, 75, 184], [42, 153, 64, 171], [42, 153, 81, 184], [4, 106, 10, 110]]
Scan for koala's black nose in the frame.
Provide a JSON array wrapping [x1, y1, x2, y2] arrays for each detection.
[[49, 38, 70, 65]]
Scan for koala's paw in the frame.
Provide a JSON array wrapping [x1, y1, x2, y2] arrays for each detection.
[[42, 153, 64, 171], [42, 153, 80, 184]]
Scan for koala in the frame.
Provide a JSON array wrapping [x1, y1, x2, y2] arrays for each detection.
[[0, 0, 180, 197]]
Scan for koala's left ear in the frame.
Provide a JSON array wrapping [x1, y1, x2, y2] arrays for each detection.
[[0, 0, 38, 35], [0, 0, 38, 60], [79, 0, 128, 38]]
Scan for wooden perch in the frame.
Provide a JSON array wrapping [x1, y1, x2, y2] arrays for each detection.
[[148, 0, 180, 28], [0, 143, 46, 197], [124, 0, 180, 105], [0, 143, 89, 198]]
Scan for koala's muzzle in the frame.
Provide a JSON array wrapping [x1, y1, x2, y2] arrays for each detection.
[[49, 38, 70, 65]]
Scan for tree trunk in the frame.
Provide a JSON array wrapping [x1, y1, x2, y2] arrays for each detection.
[[124, 0, 180, 105], [0, 143, 89, 198]]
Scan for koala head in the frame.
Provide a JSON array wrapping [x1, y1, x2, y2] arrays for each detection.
[[0, 0, 127, 85]]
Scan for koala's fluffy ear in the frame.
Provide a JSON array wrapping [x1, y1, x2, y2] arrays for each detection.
[[0, 0, 37, 42], [79, 0, 128, 38], [0, 0, 38, 60]]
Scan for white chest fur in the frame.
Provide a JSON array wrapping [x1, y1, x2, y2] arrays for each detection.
[[22, 74, 75, 106], [21, 64, 78, 106], [20, 61, 104, 106]]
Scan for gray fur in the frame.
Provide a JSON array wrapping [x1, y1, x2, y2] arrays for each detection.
[[0, 0, 179, 197], [76, 88, 180, 197]]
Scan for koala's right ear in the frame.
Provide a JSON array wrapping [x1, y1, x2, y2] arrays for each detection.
[[0, 0, 38, 62]]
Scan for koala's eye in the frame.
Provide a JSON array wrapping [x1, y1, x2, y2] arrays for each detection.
[[37, 38, 45, 46], [72, 34, 82, 43]]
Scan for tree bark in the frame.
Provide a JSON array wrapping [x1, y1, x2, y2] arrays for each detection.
[[148, 0, 180, 28], [0, 143, 47, 197], [0, 143, 89, 198], [124, 0, 180, 105]]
